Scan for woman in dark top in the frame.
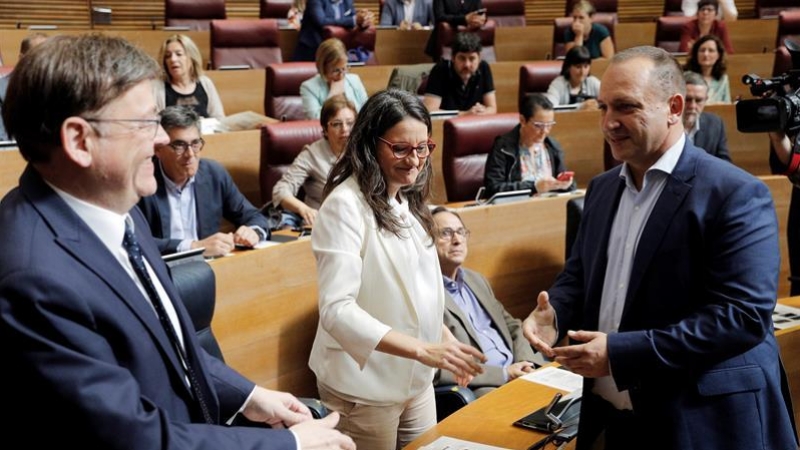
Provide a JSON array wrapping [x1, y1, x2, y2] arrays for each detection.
[[484, 93, 575, 197], [156, 34, 225, 119]]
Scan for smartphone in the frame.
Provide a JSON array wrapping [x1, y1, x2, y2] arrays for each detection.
[[557, 171, 574, 181], [475, 8, 487, 15]]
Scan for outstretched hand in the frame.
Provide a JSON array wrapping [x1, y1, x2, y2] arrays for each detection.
[[522, 291, 558, 358], [242, 386, 313, 428]]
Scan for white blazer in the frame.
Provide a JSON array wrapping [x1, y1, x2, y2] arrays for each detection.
[[309, 177, 444, 405]]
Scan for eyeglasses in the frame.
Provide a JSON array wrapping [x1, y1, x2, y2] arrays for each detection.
[[378, 137, 436, 159], [166, 138, 205, 156], [328, 120, 355, 130], [329, 66, 348, 76], [529, 121, 557, 130], [84, 117, 161, 139], [438, 227, 470, 240]]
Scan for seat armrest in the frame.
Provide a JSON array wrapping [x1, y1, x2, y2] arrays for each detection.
[[434, 384, 476, 421]]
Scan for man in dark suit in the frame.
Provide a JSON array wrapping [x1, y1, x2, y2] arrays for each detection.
[[379, 0, 434, 29], [0, 34, 354, 450], [683, 70, 731, 161], [432, 207, 541, 395], [293, 0, 374, 61], [137, 106, 269, 257], [523, 46, 797, 450]]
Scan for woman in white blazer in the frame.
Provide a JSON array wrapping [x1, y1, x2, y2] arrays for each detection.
[[310, 89, 486, 450]]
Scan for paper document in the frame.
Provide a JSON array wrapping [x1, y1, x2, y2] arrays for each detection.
[[520, 366, 583, 392], [773, 303, 800, 330], [418, 436, 511, 450]]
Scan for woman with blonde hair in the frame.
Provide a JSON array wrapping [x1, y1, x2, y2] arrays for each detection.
[[157, 34, 225, 119], [300, 38, 368, 119]]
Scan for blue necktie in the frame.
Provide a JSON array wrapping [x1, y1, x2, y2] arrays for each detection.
[[122, 222, 214, 424]]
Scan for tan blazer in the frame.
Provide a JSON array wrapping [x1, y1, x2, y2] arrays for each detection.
[[309, 177, 445, 405], [436, 268, 539, 388]]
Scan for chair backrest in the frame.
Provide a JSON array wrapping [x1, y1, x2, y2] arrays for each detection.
[[483, 0, 525, 27], [757, 0, 800, 19], [210, 19, 282, 69], [662, 0, 684, 16], [260, 0, 293, 25], [442, 113, 518, 202], [565, 196, 585, 260], [655, 16, 692, 54], [518, 60, 563, 111], [264, 62, 318, 121], [259, 120, 324, 204], [322, 26, 379, 65], [169, 259, 225, 362], [552, 14, 615, 59], [165, 0, 226, 31], [437, 20, 497, 62], [777, 11, 800, 50]]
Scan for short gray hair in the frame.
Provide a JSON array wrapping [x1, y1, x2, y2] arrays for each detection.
[[160, 105, 201, 134], [610, 46, 686, 101]]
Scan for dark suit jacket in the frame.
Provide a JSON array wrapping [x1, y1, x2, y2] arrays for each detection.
[[379, 0, 434, 26], [424, 0, 482, 58], [137, 158, 269, 255], [550, 142, 797, 450], [0, 166, 295, 448], [691, 111, 731, 162], [436, 268, 538, 388], [293, 0, 356, 61]]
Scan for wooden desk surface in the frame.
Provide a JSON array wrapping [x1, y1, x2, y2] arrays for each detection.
[[404, 376, 563, 450]]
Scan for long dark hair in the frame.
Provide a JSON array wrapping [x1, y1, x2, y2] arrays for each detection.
[[323, 89, 435, 239]]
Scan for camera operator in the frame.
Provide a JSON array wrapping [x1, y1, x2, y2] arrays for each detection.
[[769, 130, 800, 295]]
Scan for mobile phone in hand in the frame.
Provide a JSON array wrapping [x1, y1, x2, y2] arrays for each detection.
[[557, 171, 574, 182], [475, 8, 487, 15]]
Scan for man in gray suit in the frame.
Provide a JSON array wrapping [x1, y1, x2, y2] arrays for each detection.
[[432, 206, 543, 396], [683, 71, 731, 161]]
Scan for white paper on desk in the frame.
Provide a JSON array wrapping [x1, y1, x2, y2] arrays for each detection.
[[418, 436, 511, 450], [520, 366, 583, 392], [773, 303, 800, 330]]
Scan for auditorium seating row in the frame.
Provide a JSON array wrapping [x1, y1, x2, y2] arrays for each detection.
[[0, 16, 786, 68]]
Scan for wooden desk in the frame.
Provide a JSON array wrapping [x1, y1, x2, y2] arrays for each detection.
[[776, 296, 800, 429], [404, 376, 565, 450]]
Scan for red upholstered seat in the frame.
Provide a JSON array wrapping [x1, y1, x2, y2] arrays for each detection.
[[322, 26, 379, 65], [663, 0, 684, 16], [442, 113, 519, 202], [165, 0, 226, 31], [777, 11, 800, 50], [654, 16, 691, 54], [756, 0, 800, 19], [210, 19, 282, 69], [483, 0, 525, 27], [260, 0, 293, 27], [259, 120, 324, 205], [264, 62, 318, 121], [518, 61, 563, 111]]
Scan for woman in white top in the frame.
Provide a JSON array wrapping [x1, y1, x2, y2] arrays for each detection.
[[310, 89, 485, 450], [300, 38, 369, 119], [545, 45, 601, 110], [684, 34, 731, 104], [272, 95, 355, 227], [156, 34, 225, 119]]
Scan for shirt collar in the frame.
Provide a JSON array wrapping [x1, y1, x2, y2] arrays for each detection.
[[47, 181, 128, 253], [442, 267, 465, 292], [619, 133, 685, 187], [161, 162, 195, 194]]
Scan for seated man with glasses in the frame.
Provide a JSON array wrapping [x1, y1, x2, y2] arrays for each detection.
[[423, 32, 497, 116], [432, 206, 544, 396], [138, 105, 270, 257], [484, 93, 575, 198], [682, 71, 730, 161]]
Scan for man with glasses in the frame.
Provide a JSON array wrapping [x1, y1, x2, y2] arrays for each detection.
[[138, 105, 270, 257], [484, 93, 575, 198], [423, 32, 497, 116], [683, 71, 730, 161], [432, 206, 543, 396], [0, 34, 354, 450]]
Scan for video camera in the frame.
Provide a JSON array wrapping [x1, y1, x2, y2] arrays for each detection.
[[736, 39, 800, 134]]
